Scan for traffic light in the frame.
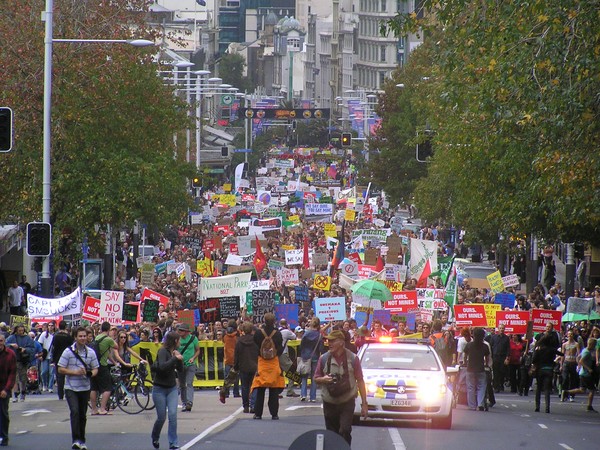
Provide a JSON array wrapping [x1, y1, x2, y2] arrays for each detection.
[[341, 133, 352, 147], [221, 146, 229, 157], [192, 176, 202, 188], [27, 222, 52, 257], [0, 107, 13, 152]]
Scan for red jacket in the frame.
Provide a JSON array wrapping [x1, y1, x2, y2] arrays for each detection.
[[0, 346, 16, 395]]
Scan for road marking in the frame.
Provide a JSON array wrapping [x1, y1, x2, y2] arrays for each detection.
[[16, 430, 28, 435], [285, 405, 322, 411], [37, 424, 47, 428], [22, 408, 51, 417], [559, 445, 574, 450], [181, 407, 243, 450], [388, 428, 406, 450], [538, 424, 548, 429]]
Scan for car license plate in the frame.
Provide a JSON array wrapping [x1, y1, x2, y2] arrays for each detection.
[[391, 399, 412, 407]]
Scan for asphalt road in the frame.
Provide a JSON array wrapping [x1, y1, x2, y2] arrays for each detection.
[[5, 389, 600, 450]]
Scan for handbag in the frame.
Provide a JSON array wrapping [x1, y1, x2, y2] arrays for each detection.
[[297, 333, 321, 376]]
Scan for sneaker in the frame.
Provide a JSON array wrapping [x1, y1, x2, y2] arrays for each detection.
[[300, 397, 306, 402], [569, 396, 574, 402], [48, 389, 54, 393], [309, 399, 317, 403], [72, 442, 83, 450], [80, 444, 88, 450], [20, 395, 25, 402], [587, 406, 598, 413], [12, 397, 18, 403], [169, 446, 180, 450], [286, 393, 300, 398]]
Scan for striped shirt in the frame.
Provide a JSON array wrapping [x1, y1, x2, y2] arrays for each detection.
[[58, 344, 99, 392]]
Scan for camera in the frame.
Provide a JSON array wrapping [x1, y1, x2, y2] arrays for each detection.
[[329, 373, 341, 384], [86, 370, 93, 378]]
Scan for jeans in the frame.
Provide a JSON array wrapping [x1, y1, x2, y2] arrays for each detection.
[[177, 364, 196, 407], [562, 362, 579, 392], [224, 365, 240, 397], [65, 389, 90, 444], [239, 371, 255, 410], [152, 385, 178, 447], [300, 359, 318, 401], [56, 372, 66, 400], [492, 359, 506, 391], [323, 398, 355, 445], [40, 359, 55, 390], [466, 371, 487, 409], [253, 387, 281, 418], [0, 396, 9, 442], [535, 368, 553, 410]]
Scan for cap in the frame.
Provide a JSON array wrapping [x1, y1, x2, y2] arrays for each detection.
[[325, 330, 345, 341], [177, 323, 191, 332], [294, 326, 304, 333]]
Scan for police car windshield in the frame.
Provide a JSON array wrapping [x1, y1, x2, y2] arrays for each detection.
[[361, 348, 440, 371]]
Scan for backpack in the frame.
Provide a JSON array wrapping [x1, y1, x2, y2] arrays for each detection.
[[90, 335, 109, 366], [259, 329, 277, 360]]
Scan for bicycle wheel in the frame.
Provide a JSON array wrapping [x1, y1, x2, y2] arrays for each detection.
[[116, 383, 144, 414], [135, 380, 155, 411]]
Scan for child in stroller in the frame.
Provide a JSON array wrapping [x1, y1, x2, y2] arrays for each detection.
[[27, 365, 41, 395]]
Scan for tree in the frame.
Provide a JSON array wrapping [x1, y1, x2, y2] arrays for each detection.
[[383, 0, 600, 245], [219, 53, 254, 93], [0, 0, 195, 254]]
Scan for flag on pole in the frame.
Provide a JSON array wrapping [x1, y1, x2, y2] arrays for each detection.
[[429, 255, 455, 287], [303, 236, 310, 269], [409, 238, 438, 288], [374, 255, 385, 272], [253, 236, 267, 277], [330, 220, 345, 276]]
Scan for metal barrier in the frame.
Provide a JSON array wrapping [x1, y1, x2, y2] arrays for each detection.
[[132, 339, 302, 388]]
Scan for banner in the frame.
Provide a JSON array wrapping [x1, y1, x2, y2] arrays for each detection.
[[454, 304, 487, 327], [198, 272, 252, 300], [82, 296, 100, 322], [314, 297, 346, 322], [274, 304, 299, 329], [122, 303, 140, 323], [408, 238, 438, 287], [294, 286, 309, 302], [100, 290, 124, 325], [305, 203, 334, 216], [27, 288, 82, 318], [251, 290, 277, 324], [496, 310, 529, 334], [234, 162, 246, 192], [197, 258, 215, 277], [141, 288, 169, 307], [285, 249, 304, 266], [531, 309, 562, 333], [384, 291, 418, 312]]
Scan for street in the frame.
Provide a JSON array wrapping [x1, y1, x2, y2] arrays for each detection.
[[6, 389, 600, 450]]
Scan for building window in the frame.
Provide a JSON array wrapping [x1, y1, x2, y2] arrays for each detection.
[[381, 0, 387, 12], [379, 71, 386, 87], [380, 45, 386, 62]]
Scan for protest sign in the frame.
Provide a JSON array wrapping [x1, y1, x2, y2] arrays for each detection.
[[496, 310, 529, 334], [100, 290, 124, 325], [384, 291, 418, 312], [494, 293, 516, 309], [251, 290, 276, 324], [199, 272, 251, 300], [486, 270, 505, 294], [274, 304, 299, 329], [324, 223, 337, 238], [483, 303, 502, 327], [501, 274, 520, 288], [454, 304, 487, 327], [27, 288, 82, 318], [199, 298, 221, 323], [416, 288, 447, 311], [314, 297, 346, 322], [344, 209, 356, 222], [294, 286, 309, 302], [142, 299, 160, 323], [219, 296, 240, 320], [312, 252, 328, 267], [313, 275, 332, 291], [10, 315, 29, 329], [531, 309, 562, 333], [248, 280, 272, 291], [82, 296, 100, 322], [305, 203, 334, 216], [140, 288, 169, 307], [277, 268, 299, 285], [122, 303, 139, 323], [177, 309, 196, 330], [285, 249, 304, 266], [373, 309, 392, 328]]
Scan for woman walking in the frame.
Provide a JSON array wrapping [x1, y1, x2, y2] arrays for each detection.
[[299, 318, 323, 402], [532, 335, 563, 413], [151, 331, 183, 449], [463, 328, 490, 411]]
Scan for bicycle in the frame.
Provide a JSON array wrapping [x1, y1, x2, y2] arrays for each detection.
[[89, 365, 153, 414], [126, 363, 154, 411]]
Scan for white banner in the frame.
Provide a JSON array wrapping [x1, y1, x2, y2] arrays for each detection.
[[198, 272, 252, 300], [225, 253, 255, 266], [409, 238, 438, 281], [305, 203, 334, 216], [277, 268, 299, 286], [285, 249, 304, 266], [100, 290, 124, 325], [27, 288, 82, 318]]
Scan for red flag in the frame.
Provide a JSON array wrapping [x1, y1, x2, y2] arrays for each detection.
[[253, 236, 267, 276], [416, 259, 432, 288], [374, 255, 385, 272], [303, 236, 310, 269]]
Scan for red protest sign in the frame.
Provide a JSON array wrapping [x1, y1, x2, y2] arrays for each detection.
[[177, 309, 196, 330], [82, 296, 100, 322], [496, 310, 529, 334], [454, 304, 487, 327], [36, 316, 63, 325], [203, 239, 215, 253], [384, 291, 418, 312], [347, 252, 362, 264], [531, 309, 562, 333], [140, 288, 169, 307], [229, 243, 239, 254]]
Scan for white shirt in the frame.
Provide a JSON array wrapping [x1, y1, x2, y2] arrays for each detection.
[[280, 328, 297, 355], [8, 285, 24, 307]]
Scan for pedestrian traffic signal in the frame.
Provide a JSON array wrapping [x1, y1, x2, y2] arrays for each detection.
[[341, 133, 352, 147], [221, 146, 229, 157], [27, 222, 52, 257], [192, 177, 202, 188], [0, 107, 13, 152]]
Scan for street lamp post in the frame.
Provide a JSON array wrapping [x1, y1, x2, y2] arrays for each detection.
[[42, 0, 153, 297], [194, 71, 212, 169]]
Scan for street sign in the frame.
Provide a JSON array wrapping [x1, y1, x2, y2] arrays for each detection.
[[234, 148, 252, 153], [221, 94, 234, 106]]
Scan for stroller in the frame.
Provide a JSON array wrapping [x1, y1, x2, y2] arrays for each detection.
[[27, 366, 41, 395]]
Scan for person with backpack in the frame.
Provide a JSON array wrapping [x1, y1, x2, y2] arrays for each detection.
[[89, 322, 125, 415], [251, 313, 285, 420], [51, 320, 74, 400]]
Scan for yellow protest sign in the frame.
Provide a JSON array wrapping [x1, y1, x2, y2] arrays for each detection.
[[475, 303, 502, 328], [345, 209, 357, 222], [313, 275, 332, 291], [383, 281, 403, 292], [355, 305, 374, 314], [486, 270, 505, 294], [196, 258, 214, 277], [10, 315, 29, 329], [289, 215, 300, 224], [281, 244, 295, 251], [324, 223, 337, 238], [223, 183, 232, 193], [212, 194, 236, 207]]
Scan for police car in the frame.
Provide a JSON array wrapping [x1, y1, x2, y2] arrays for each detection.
[[354, 338, 456, 429]]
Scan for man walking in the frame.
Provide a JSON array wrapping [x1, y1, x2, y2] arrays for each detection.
[[6, 281, 24, 316], [58, 327, 99, 449], [314, 330, 369, 446], [6, 325, 35, 402], [176, 323, 199, 412], [37, 321, 56, 392], [0, 334, 16, 446], [487, 324, 510, 392]]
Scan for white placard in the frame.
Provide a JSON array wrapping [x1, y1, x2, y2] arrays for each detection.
[[314, 297, 347, 321], [285, 249, 304, 266], [100, 290, 124, 325], [276, 268, 299, 285], [502, 274, 520, 288], [27, 288, 82, 318], [305, 203, 334, 216]]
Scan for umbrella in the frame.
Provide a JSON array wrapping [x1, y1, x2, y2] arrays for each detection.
[[561, 310, 600, 322], [350, 279, 393, 303]]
